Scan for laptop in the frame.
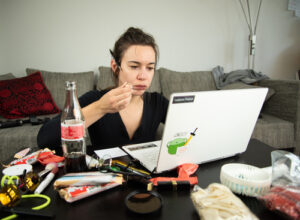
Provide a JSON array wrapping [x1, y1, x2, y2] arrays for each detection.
[[122, 88, 268, 173]]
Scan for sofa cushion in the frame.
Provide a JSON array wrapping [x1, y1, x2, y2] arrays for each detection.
[[0, 123, 42, 162], [159, 68, 216, 99], [0, 73, 15, 80], [97, 66, 161, 93], [97, 67, 114, 90], [221, 82, 275, 102], [26, 68, 94, 110], [252, 113, 294, 149], [0, 72, 60, 119]]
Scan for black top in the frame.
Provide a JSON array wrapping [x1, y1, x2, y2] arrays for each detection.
[[37, 90, 169, 153]]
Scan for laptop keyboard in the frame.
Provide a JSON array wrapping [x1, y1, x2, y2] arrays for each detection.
[[124, 142, 160, 172], [126, 143, 157, 151], [142, 148, 159, 166]]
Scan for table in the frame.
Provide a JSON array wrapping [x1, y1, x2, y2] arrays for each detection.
[[0, 139, 284, 219]]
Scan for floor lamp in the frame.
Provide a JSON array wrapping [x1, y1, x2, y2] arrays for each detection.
[[239, 0, 263, 70]]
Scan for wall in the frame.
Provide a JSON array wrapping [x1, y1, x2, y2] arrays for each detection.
[[0, 6, 5, 71], [0, 0, 299, 79]]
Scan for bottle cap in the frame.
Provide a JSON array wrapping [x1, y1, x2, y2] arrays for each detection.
[[65, 81, 76, 89]]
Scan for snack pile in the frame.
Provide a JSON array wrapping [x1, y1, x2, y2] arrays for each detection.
[[191, 183, 258, 220]]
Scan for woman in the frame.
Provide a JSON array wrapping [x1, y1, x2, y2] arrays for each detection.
[[37, 27, 169, 154]]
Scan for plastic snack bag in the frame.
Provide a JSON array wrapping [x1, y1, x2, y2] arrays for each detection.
[[259, 185, 300, 220], [53, 172, 123, 189], [191, 183, 258, 220], [256, 150, 300, 219], [271, 150, 300, 187], [57, 182, 121, 203]]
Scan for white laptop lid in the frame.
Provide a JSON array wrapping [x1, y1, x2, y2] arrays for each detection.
[[155, 88, 268, 173]]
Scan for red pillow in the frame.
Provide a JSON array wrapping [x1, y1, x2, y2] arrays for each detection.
[[0, 72, 60, 119]]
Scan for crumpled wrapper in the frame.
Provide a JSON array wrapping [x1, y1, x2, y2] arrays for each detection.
[[191, 183, 258, 220]]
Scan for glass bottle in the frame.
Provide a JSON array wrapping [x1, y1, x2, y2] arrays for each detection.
[[61, 81, 87, 173]]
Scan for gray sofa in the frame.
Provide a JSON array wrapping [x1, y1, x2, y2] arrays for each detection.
[[1, 67, 299, 162]]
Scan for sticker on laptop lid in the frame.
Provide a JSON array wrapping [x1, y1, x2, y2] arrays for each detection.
[[172, 95, 195, 104], [167, 128, 198, 155]]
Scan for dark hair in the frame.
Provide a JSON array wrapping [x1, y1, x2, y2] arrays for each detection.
[[110, 27, 159, 83]]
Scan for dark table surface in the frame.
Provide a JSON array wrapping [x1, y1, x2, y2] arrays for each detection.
[[0, 139, 285, 220]]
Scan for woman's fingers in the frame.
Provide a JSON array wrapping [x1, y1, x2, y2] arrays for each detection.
[[103, 82, 132, 112], [110, 83, 132, 96], [112, 91, 131, 104]]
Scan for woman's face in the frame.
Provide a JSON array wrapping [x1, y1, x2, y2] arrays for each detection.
[[114, 45, 156, 96]]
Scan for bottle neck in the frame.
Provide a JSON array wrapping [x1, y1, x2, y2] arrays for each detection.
[[62, 83, 84, 121], [65, 88, 78, 108]]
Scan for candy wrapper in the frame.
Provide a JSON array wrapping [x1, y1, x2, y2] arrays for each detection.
[[57, 182, 121, 203], [53, 172, 123, 189], [36, 151, 64, 165], [259, 186, 300, 220], [9, 149, 52, 165], [191, 183, 258, 220], [14, 147, 31, 159]]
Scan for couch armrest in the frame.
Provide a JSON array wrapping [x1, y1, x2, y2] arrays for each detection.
[[258, 79, 300, 154], [259, 79, 300, 122]]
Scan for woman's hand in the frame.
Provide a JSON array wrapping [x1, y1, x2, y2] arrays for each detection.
[[98, 82, 132, 114], [82, 82, 132, 128]]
